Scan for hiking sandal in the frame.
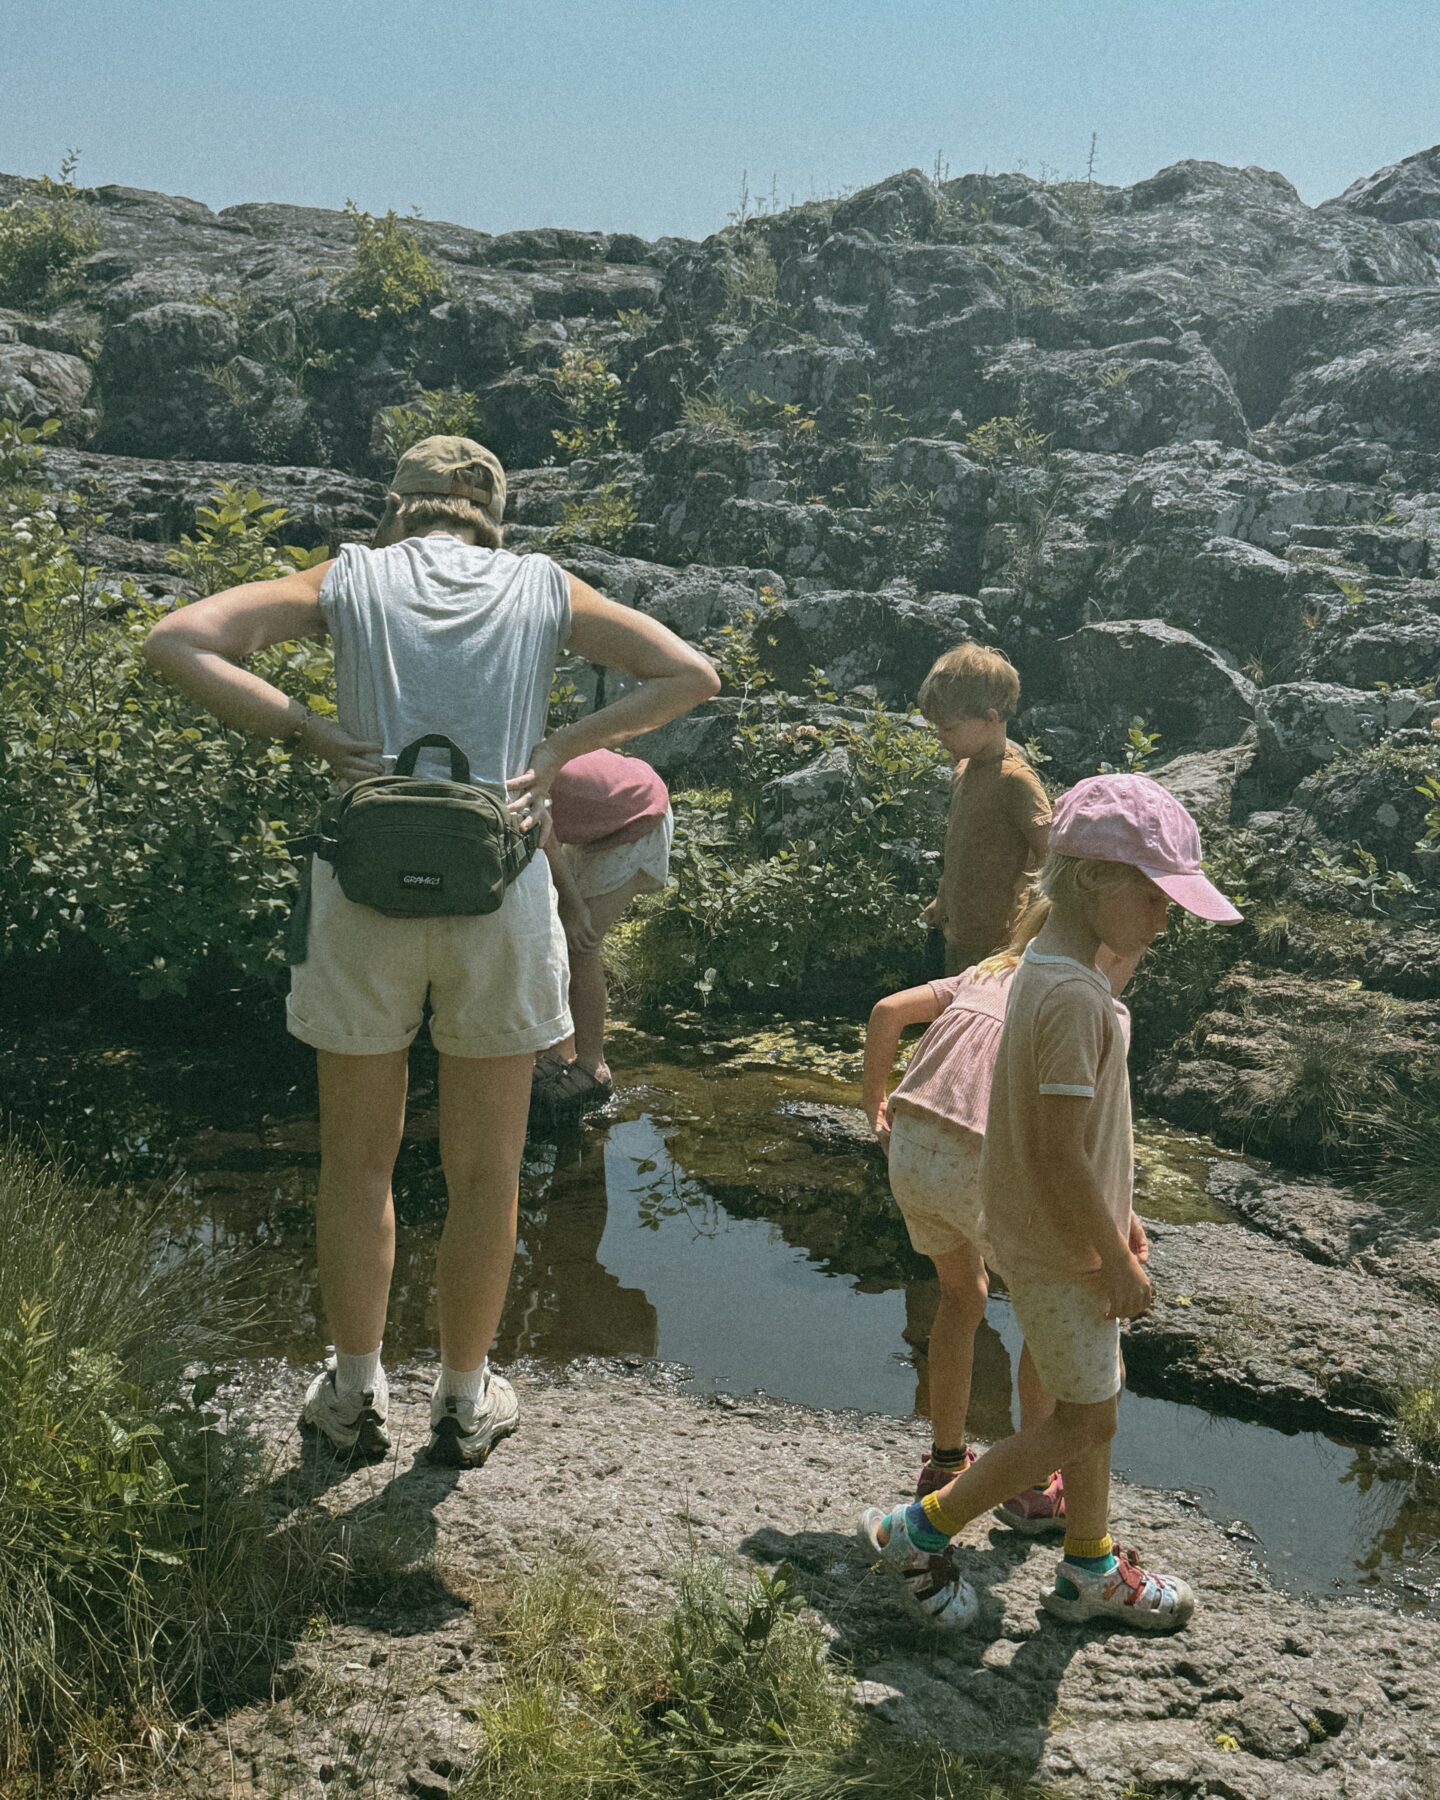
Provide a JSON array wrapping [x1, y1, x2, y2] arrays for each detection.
[[1043, 1546, 1195, 1632]]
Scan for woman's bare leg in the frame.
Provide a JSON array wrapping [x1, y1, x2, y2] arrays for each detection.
[[435, 1051, 536, 1370], [315, 1048, 409, 1354]]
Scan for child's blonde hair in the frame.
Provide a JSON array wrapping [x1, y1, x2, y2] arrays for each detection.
[[917, 642, 1020, 723], [1037, 850, 1136, 914], [973, 891, 1051, 978], [371, 495, 504, 551]]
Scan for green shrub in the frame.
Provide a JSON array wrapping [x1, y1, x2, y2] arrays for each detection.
[[1096, 717, 1161, 775], [375, 385, 479, 462], [551, 347, 623, 460], [0, 424, 332, 1002], [550, 480, 637, 552], [338, 200, 447, 323], [627, 698, 947, 1011], [964, 412, 1052, 466], [466, 1554, 1021, 1800], [0, 154, 98, 311], [0, 1139, 350, 1787]]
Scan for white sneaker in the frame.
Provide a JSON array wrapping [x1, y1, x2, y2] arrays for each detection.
[[299, 1361, 390, 1460], [426, 1368, 519, 1468]]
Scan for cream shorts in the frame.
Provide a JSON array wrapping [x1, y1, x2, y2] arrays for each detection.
[[886, 1109, 985, 1258], [287, 855, 572, 1059], [1005, 1278, 1123, 1405], [561, 805, 674, 901]]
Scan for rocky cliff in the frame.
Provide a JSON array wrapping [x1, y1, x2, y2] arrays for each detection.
[[5, 147, 1440, 1152]]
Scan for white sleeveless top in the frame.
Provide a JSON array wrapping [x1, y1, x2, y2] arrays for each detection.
[[318, 537, 571, 787]]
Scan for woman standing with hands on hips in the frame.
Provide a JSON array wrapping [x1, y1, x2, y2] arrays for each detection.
[[144, 437, 719, 1467]]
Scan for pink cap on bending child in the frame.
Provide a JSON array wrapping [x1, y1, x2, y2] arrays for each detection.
[[1049, 773, 1242, 923]]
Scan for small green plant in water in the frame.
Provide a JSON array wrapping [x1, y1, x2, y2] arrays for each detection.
[[0, 151, 98, 310], [1393, 1358, 1440, 1462]]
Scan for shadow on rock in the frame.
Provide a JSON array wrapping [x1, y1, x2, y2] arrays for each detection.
[[741, 1522, 1085, 1777]]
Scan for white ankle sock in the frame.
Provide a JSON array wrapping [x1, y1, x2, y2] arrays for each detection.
[[334, 1344, 383, 1397], [440, 1358, 489, 1403]]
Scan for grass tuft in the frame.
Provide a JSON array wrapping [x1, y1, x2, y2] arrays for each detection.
[[1393, 1358, 1440, 1463], [464, 1552, 1043, 1799], [0, 1140, 352, 1790]]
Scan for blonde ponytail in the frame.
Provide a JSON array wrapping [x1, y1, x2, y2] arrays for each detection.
[[973, 891, 1051, 979]]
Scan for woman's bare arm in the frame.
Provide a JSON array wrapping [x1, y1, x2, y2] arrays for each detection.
[[141, 564, 383, 784], [506, 574, 719, 827]]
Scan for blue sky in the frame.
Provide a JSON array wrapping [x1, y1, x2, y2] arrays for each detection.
[[4, 0, 1436, 239]]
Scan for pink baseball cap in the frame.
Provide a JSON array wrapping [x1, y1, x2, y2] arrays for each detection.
[[1048, 773, 1241, 923]]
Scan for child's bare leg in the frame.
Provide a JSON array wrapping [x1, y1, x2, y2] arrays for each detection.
[[568, 872, 649, 1079], [925, 1240, 988, 1449], [1057, 1408, 1117, 1542], [884, 1398, 1114, 1541], [1017, 1342, 1053, 1432]]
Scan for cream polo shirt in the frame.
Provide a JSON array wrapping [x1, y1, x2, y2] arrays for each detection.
[[978, 947, 1134, 1283]]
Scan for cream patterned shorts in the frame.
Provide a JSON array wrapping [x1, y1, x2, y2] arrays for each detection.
[[287, 855, 572, 1060], [886, 1110, 985, 1258], [1005, 1278, 1123, 1404], [561, 805, 674, 901]]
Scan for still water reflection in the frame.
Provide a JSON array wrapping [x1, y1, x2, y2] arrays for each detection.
[[4, 1012, 1436, 1609]]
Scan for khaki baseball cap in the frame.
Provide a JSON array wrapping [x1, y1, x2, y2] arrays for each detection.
[[381, 435, 507, 532]]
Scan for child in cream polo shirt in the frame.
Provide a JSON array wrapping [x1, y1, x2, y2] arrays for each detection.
[[859, 774, 1240, 1634]]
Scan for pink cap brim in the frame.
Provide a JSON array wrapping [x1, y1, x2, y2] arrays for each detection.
[[1143, 866, 1242, 924]]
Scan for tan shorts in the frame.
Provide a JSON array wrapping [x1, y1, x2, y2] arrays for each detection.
[[561, 805, 674, 901], [886, 1110, 985, 1258], [1006, 1278, 1123, 1404], [287, 855, 571, 1059]]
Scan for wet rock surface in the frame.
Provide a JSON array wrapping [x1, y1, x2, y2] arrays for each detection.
[[138, 1363, 1440, 1800]]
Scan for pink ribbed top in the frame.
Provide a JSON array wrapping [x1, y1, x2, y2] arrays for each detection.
[[889, 967, 1014, 1140], [890, 963, 1130, 1141]]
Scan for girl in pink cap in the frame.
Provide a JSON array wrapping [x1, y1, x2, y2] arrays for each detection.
[[860, 894, 1143, 1627], [858, 773, 1240, 1633]]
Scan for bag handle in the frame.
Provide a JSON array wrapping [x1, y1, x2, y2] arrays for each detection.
[[393, 735, 472, 782]]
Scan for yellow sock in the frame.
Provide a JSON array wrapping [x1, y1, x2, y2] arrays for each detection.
[[921, 1490, 967, 1539], [1063, 1533, 1114, 1561]]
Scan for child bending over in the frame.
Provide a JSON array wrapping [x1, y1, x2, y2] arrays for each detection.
[[860, 774, 1239, 1632], [918, 643, 1052, 976], [536, 748, 673, 1109]]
